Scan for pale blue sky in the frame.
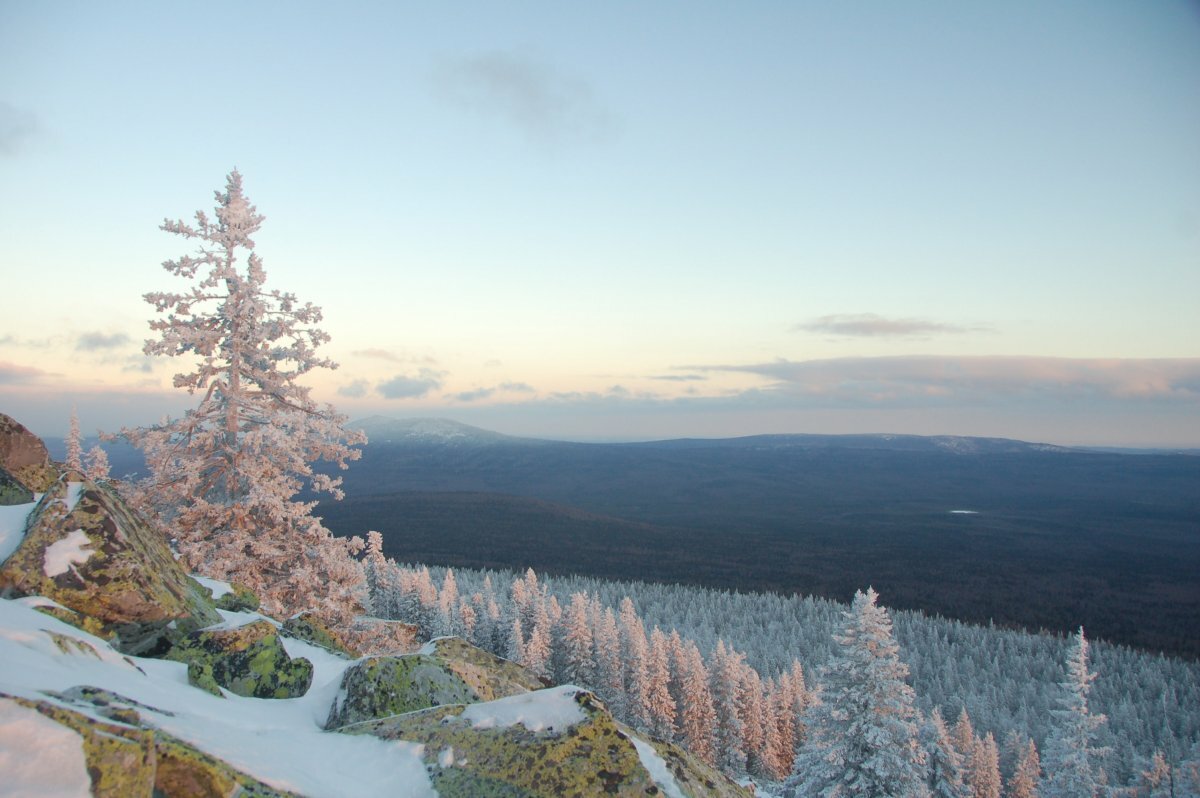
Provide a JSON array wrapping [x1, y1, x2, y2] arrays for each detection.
[[2, 1, 1198, 445]]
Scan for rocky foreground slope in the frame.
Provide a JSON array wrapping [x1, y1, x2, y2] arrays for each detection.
[[0, 413, 748, 797]]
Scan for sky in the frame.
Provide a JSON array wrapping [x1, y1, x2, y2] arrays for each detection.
[[1, 1, 1198, 446]]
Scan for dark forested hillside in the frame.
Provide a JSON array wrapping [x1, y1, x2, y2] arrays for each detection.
[[317, 420, 1196, 657]]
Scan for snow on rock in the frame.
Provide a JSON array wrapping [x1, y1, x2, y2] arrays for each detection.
[[64, 482, 83, 513], [0, 697, 92, 798], [460, 684, 588, 732], [631, 736, 688, 798], [0, 598, 436, 797], [0, 498, 37, 565], [42, 529, 94, 577], [192, 574, 233, 600]]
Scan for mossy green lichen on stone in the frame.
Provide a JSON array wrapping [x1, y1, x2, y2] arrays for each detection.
[[423, 636, 547, 700], [212, 580, 260, 612], [163, 619, 313, 699], [0, 412, 58, 492], [282, 610, 359, 659], [325, 653, 480, 729], [0, 464, 33, 506], [1, 691, 297, 797], [0, 475, 221, 654], [343, 688, 666, 797]]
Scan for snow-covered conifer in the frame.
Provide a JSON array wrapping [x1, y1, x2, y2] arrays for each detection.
[[1043, 628, 1109, 798], [558, 592, 596, 686], [968, 733, 1001, 798], [678, 641, 717, 766], [83, 445, 110, 481], [711, 639, 748, 776], [66, 408, 83, 472], [120, 170, 365, 622], [1007, 738, 1041, 798], [922, 708, 969, 798], [619, 597, 651, 728], [786, 587, 927, 797], [645, 626, 677, 740]]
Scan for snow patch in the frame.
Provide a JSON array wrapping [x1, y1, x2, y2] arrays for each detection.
[[43, 530, 95, 577], [631, 735, 687, 798], [0, 697, 92, 798], [438, 745, 455, 768], [949, 509, 979, 515], [192, 574, 233, 600], [64, 482, 84, 513], [459, 685, 587, 732], [0, 598, 436, 797], [0, 499, 37, 565]]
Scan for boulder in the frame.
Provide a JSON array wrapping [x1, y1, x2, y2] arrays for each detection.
[[324, 636, 547, 730], [0, 465, 33, 506], [282, 610, 360, 659], [0, 475, 221, 654], [212, 581, 260, 612], [1, 692, 298, 797], [325, 653, 478, 729], [421, 636, 547, 700], [341, 685, 750, 797], [163, 619, 313, 699], [344, 615, 419, 656], [0, 412, 58, 492]]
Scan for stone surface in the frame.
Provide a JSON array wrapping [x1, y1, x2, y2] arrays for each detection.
[[343, 687, 748, 797], [0, 476, 221, 654], [282, 610, 360, 659], [1, 692, 298, 797], [0, 464, 33, 506], [325, 653, 478, 729], [0, 412, 58, 492], [422, 636, 548, 700], [163, 619, 313, 699]]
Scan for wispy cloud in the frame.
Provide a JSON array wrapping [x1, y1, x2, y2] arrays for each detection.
[[452, 387, 494, 403], [338, 379, 370, 398], [499, 381, 536, 393], [433, 51, 614, 145], [690, 356, 1200, 406], [377, 368, 446, 400], [0, 361, 51, 384], [452, 381, 537, 403], [651, 373, 708, 382], [0, 101, 40, 157], [796, 313, 988, 338], [76, 331, 132, 351]]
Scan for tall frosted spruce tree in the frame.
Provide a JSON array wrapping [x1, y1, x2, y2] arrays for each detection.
[[1043, 628, 1109, 798], [786, 587, 928, 798], [123, 170, 366, 622]]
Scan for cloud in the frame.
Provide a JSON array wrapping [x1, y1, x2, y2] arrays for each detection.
[[338, 379, 370, 398], [690, 356, 1200, 406], [0, 361, 51, 384], [453, 387, 495, 402], [499, 381, 536, 393], [377, 369, 446, 399], [433, 51, 613, 145], [76, 331, 132, 351], [651, 374, 708, 382], [121, 356, 155, 374], [796, 313, 987, 338], [0, 101, 40, 157]]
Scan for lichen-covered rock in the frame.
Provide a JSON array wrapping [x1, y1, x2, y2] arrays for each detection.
[[342, 687, 669, 797], [0, 692, 298, 797], [282, 610, 360, 659], [325, 653, 478, 729], [0, 464, 33, 506], [0, 412, 58, 492], [212, 580, 260, 612], [0, 475, 221, 654], [421, 636, 548, 700], [345, 615, 419, 656], [644, 736, 753, 798], [163, 619, 313, 699]]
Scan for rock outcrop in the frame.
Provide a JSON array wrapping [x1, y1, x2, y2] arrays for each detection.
[[163, 619, 314, 699], [0, 412, 57, 492], [0, 474, 221, 654], [1, 692, 298, 797]]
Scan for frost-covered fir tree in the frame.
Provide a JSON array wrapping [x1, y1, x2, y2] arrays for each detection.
[[83, 445, 110, 481], [645, 627, 678, 741], [786, 587, 928, 798], [66, 407, 83, 472], [1043, 628, 1109, 798], [922, 708, 969, 798], [1007, 738, 1041, 798], [121, 170, 366, 622], [968, 733, 1001, 798]]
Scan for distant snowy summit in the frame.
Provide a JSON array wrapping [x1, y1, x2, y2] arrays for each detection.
[[349, 417, 543, 447]]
